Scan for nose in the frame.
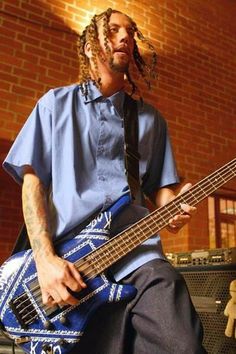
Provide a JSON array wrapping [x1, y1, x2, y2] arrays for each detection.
[[119, 27, 131, 44]]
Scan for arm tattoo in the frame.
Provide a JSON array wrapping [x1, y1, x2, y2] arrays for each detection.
[[22, 177, 52, 258]]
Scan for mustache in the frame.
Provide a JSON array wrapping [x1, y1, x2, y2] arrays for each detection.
[[113, 45, 130, 55]]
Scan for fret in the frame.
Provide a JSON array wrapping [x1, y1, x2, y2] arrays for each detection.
[[155, 209, 169, 228], [172, 200, 183, 213], [187, 189, 199, 204], [141, 217, 154, 235], [197, 184, 208, 197], [88, 158, 236, 276], [207, 177, 219, 193], [128, 228, 142, 247], [125, 231, 137, 248], [164, 205, 175, 219]]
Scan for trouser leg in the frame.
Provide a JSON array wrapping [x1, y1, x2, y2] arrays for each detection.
[[121, 259, 207, 354], [72, 301, 126, 354], [71, 259, 206, 354]]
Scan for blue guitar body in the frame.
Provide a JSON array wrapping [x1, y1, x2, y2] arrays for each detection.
[[0, 194, 137, 354], [1, 158, 236, 353]]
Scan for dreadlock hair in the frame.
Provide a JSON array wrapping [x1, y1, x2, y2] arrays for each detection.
[[77, 8, 158, 97]]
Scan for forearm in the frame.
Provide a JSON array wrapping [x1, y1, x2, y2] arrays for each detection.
[[22, 167, 85, 306], [22, 167, 54, 262], [155, 186, 176, 207]]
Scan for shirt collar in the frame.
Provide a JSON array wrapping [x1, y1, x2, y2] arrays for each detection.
[[81, 81, 103, 103], [81, 81, 125, 116], [109, 90, 125, 117]]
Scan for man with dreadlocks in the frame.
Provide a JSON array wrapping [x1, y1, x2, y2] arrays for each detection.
[[3, 8, 206, 354]]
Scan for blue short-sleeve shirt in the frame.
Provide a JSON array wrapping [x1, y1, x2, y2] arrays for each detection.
[[3, 82, 179, 280]]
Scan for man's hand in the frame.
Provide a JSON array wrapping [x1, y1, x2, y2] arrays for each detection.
[[36, 254, 87, 307], [166, 183, 196, 233], [22, 167, 87, 308]]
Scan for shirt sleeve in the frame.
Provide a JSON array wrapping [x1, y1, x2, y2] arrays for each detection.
[[142, 110, 179, 196], [2, 92, 53, 188]]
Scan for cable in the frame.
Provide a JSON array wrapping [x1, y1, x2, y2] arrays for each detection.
[[12, 341, 15, 354]]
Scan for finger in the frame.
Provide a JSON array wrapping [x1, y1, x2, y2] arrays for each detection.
[[168, 214, 190, 232], [178, 183, 192, 195], [68, 263, 87, 290], [166, 224, 179, 234], [42, 291, 61, 308], [180, 203, 197, 215], [50, 290, 63, 304], [57, 284, 79, 306], [42, 291, 53, 306], [42, 291, 57, 306], [169, 213, 192, 225], [48, 297, 63, 307]]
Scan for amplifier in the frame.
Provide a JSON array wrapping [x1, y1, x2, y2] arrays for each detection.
[[166, 247, 236, 267], [176, 261, 236, 354]]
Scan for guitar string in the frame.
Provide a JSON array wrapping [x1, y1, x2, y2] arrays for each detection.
[[16, 160, 236, 319], [15, 162, 236, 318], [75, 162, 236, 278], [19, 162, 236, 315], [43, 166, 236, 305], [26, 163, 236, 319]]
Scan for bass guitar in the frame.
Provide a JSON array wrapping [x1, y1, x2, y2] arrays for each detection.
[[0, 158, 235, 354]]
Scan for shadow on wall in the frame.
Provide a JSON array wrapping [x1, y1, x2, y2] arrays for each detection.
[[0, 0, 81, 263], [0, 139, 23, 264], [0, 0, 81, 139]]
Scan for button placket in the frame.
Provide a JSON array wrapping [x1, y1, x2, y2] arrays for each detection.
[[96, 99, 127, 207], [96, 103, 107, 185]]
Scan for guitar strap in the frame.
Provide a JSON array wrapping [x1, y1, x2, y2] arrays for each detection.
[[123, 93, 142, 201]]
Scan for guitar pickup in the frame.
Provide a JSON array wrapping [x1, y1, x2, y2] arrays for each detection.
[[9, 292, 38, 329]]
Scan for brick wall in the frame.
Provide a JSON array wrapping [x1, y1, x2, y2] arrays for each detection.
[[0, 0, 236, 263]]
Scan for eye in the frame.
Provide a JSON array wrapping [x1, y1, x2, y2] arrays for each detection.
[[127, 27, 135, 37], [109, 26, 118, 34]]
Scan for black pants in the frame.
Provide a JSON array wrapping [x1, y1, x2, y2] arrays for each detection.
[[75, 259, 207, 354]]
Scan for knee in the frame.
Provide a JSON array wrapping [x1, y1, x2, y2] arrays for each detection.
[[151, 260, 186, 289]]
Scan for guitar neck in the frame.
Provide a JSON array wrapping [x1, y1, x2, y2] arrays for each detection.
[[80, 158, 236, 277]]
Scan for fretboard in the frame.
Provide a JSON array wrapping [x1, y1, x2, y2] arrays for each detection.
[[78, 158, 236, 277]]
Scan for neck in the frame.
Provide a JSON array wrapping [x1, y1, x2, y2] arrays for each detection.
[[90, 64, 125, 97], [100, 74, 125, 97]]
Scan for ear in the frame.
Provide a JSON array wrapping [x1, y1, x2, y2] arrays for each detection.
[[84, 41, 92, 59]]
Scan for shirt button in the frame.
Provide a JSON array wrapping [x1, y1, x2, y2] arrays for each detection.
[[97, 146, 104, 153], [105, 196, 112, 204]]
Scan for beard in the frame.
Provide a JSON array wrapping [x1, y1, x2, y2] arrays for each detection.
[[108, 55, 130, 73]]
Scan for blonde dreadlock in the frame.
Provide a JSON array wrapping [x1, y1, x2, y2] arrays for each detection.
[[77, 8, 157, 96]]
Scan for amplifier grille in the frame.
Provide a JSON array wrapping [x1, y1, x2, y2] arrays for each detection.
[[178, 267, 236, 354]]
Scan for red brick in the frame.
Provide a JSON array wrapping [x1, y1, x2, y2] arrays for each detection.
[[17, 33, 41, 47], [0, 0, 236, 256], [12, 85, 36, 97], [2, 19, 27, 34], [21, 2, 44, 15], [0, 54, 22, 67]]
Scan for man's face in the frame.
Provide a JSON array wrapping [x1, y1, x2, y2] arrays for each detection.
[[97, 12, 135, 73]]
